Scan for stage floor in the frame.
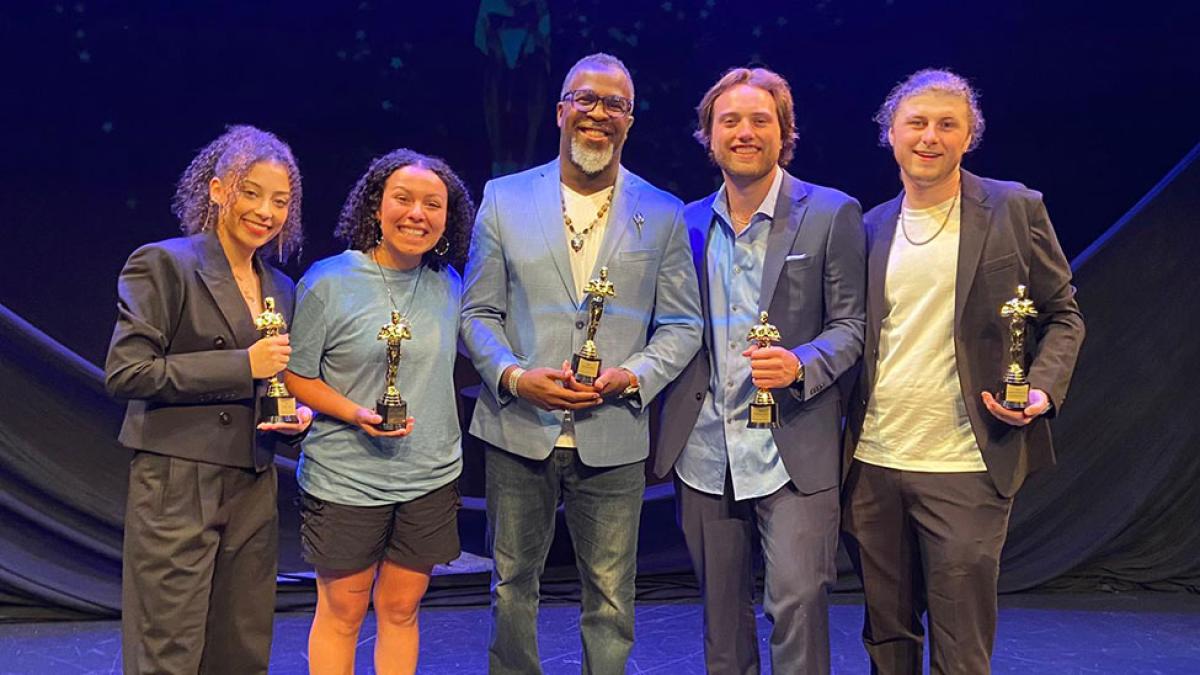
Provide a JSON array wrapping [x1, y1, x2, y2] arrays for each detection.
[[2, 592, 1197, 673]]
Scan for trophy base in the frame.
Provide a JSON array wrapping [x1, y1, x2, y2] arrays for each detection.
[[376, 399, 408, 431], [747, 402, 779, 429], [999, 381, 1030, 411], [260, 395, 299, 424], [572, 353, 602, 386]]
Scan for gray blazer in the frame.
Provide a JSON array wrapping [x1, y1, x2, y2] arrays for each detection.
[[105, 231, 296, 471], [462, 158, 703, 467], [655, 171, 867, 494], [845, 170, 1085, 497]]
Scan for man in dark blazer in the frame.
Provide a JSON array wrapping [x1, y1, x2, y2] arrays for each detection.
[[656, 67, 866, 674], [841, 69, 1085, 674]]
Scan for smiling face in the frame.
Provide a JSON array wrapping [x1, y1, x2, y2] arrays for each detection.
[[374, 165, 448, 270], [709, 83, 782, 182], [557, 65, 635, 176], [888, 90, 974, 195], [209, 160, 291, 260]]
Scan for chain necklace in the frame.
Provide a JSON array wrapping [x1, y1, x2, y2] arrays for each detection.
[[372, 248, 424, 325], [562, 186, 614, 253], [900, 191, 959, 246]]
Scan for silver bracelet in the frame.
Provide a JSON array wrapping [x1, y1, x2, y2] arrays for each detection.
[[506, 367, 526, 398]]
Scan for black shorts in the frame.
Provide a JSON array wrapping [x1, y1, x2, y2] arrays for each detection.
[[299, 480, 461, 572]]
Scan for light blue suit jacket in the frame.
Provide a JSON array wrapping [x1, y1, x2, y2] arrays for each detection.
[[462, 158, 703, 466]]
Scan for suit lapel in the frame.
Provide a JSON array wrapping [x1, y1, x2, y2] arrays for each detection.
[[687, 194, 717, 351], [590, 166, 640, 287], [759, 171, 809, 313], [954, 170, 992, 333], [194, 232, 260, 348], [867, 194, 901, 348], [532, 159, 578, 302]]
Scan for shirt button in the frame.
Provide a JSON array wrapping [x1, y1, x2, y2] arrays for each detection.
[[726, 381, 734, 388], [731, 304, 739, 312], [575, 320, 585, 329], [733, 266, 741, 274], [213, 336, 226, 349], [695, 392, 703, 401], [730, 342, 738, 350], [218, 411, 232, 426]]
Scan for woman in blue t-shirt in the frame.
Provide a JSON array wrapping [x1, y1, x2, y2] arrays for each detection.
[[284, 149, 475, 675]]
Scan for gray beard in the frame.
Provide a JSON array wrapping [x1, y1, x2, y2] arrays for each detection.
[[569, 137, 615, 175]]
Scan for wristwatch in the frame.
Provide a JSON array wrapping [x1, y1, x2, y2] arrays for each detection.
[[620, 368, 641, 398]]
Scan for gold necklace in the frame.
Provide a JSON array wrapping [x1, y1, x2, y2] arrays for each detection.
[[372, 248, 424, 327], [900, 191, 959, 246], [562, 187, 614, 253]]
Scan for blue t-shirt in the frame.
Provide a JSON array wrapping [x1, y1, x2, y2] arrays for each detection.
[[289, 250, 462, 505]]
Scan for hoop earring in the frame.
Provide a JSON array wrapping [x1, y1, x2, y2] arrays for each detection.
[[434, 236, 450, 256]]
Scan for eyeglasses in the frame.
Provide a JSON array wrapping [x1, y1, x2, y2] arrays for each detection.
[[562, 89, 634, 118]]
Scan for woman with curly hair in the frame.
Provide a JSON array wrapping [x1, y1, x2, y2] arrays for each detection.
[[284, 148, 475, 675], [105, 124, 313, 674]]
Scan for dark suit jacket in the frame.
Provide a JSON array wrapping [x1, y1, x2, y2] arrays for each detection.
[[655, 171, 867, 494], [844, 170, 1085, 497], [105, 231, 296, 471]]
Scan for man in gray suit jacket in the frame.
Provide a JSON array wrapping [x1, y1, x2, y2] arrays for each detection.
[[655, 68, 866, 674], [462, 53, 702, 675], [841, 69, 1085, 674]]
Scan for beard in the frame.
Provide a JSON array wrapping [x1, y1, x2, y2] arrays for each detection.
[[569, 136, 616, 175]]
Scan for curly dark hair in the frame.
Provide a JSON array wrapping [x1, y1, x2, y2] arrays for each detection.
[[334, 149, 475, 272], [172, 125, 304, 260]]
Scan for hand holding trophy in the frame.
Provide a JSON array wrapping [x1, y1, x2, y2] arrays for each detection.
[[997, 284, 1038, 410], [573, 266, 617, 385], [376, 310, 412, 430], [254, 297, 299, 424], [746, 311, 783, 429]]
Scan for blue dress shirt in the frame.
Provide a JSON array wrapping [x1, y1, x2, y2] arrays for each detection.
[[676, 168, 791, 500]]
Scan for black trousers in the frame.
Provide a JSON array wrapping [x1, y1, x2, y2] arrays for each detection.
[[841, 460, 1014, 675], [122, 452, 278, 675]]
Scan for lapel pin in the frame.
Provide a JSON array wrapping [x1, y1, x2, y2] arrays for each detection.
[[634, 212, 645, 235]]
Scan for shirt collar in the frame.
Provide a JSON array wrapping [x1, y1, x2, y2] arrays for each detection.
[[712, 166, 785, 231]]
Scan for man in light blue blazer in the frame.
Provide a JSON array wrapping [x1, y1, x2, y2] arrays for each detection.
[[655, 68, 866, 674], [462, 53, 703, 675]]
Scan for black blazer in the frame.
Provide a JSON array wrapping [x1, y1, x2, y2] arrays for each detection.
[[655, 171, 867, 494], [105, 231, 296, 471], [845, 170, 1085, 497]]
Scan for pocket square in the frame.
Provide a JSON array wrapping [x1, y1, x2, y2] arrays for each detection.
[[785, 253, 810, 262]]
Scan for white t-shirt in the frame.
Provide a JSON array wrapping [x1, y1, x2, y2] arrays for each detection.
[[556, 183, 614, 448], [855, 195, 987, 472]]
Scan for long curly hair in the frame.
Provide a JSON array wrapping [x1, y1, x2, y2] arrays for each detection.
[[334, 149, 475, 272], [172, 125, 304, 260]]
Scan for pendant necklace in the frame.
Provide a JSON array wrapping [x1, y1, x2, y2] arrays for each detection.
[[372, 248, 424, 326], [562, 187, 614, 253]]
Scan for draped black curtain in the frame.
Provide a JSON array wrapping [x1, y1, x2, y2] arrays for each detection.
[[2, 146, 1197, 620]]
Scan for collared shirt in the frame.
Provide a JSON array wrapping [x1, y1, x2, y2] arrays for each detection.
[[676, 167, 791, 500]]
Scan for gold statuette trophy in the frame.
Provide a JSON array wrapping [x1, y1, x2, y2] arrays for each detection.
[[572, 266, 617, 385], [998, 284, 1039, 410], [254, 297, 299, 424], [746, 311, 783, 429], [376, 310, 412, 430]]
